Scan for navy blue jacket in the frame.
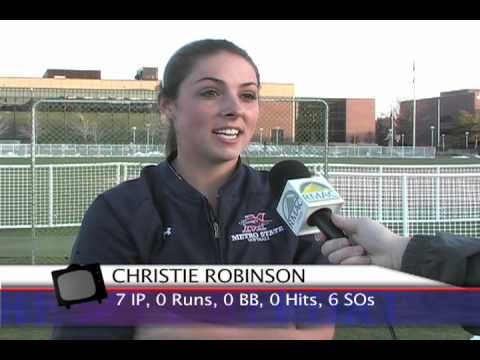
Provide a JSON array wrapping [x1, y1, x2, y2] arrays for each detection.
[[70, 158, 327, 266], [53, 157, 327, 339]]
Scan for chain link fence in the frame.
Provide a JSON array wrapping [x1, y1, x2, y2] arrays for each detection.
[[30, 99, 166, 146], [0, 97, 330, 264], [29, 99, 170, 264], [2, 96, 480, 266], [3, 96, 480, 265]]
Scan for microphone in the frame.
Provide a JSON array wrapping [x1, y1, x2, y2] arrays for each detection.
[[269, 161, 399, 340], [269, 160, 345, 240]]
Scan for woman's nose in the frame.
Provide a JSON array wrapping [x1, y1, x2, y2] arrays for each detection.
[[221, 94, 243, 118]]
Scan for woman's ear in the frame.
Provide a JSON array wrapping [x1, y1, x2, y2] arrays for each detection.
[[159, 96, 175, 120]]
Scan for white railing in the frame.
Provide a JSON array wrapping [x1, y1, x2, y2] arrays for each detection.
[[0, 144, 164, 157], [1, 163, 479, 238], [327, 145, 436, 159], [0, 143, 437, 159], [251, 163, 480, 175], [327, 171, 480, 237], [245, 144, 436, 159], [328, 163, 480, 174]]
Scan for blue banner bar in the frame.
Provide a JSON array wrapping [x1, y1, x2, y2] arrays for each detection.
[[2, 289, 480, 327]]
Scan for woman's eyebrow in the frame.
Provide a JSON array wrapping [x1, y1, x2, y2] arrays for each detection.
[[194, 77, 258, 87], [195, 76, 223, 84]]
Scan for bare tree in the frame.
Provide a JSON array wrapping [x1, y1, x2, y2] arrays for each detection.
[[0, 116, 11, 136], [375, 117, 390, 146], [17, 121, 46, 140], [90, 122, 108, 144], [70, 113, 92, 143], [69, 113, 111, 144]]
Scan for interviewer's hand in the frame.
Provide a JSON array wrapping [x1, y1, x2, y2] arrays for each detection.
[[321, 214, 411, 270]]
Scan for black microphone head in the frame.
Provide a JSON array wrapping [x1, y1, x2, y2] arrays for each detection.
[[269, 160, 312, 200]]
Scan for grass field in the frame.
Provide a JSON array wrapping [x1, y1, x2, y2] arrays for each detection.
[[2, 154, 480, 166], [1, 154, 479, 265], [1, 154, 479, 339], [2, 154, 479, 264], [0, 325, 473, 340]]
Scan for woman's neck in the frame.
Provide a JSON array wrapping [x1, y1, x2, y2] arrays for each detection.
[[172, 153, 238, 209]]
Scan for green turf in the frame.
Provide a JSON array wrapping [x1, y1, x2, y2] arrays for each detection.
[[0, 325, 473, 340], [2, 154, 480, 166], [335, 326, 473, 340], [1, 154, 479, 265], [0, 228, 75, 264], [1, 155, 479, 339], [0, 327, 53, 340]]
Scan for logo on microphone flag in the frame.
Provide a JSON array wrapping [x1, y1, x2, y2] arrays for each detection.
[[277, 177, 344, 236], [300, 181, 339, 203]]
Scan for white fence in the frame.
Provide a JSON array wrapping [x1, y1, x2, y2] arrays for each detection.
[[0, 143, 436, 159], [0, 144, 164, 157], [1, 163, 479, 238], [246, 144, 436, 158], [327, 145, 436, 158]]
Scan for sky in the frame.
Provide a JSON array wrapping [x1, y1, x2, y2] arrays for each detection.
[[1, 20, 479, 117]]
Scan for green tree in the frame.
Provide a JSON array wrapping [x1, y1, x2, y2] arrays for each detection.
[[395, 115, 413, 146], [456, 111, 480, 148], [375, 117, 390, 146]]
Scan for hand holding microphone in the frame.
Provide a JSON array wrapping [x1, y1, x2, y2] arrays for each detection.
[[323, 214, 411, 269]]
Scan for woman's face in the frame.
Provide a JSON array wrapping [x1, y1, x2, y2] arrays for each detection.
[[168, 51, 259, 166]]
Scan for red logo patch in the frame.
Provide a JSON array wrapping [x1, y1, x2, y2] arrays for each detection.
[[239, 212, 272, 233]]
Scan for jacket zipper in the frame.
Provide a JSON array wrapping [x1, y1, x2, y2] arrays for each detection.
[[207, 202, 223, 263], [215, 192, 224, 263]]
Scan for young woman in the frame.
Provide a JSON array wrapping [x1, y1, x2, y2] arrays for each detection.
[[53, 39, 334, 340]]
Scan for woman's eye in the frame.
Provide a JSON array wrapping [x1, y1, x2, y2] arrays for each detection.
[[242, 92, 258, 101], [200, 89, 219, 98]]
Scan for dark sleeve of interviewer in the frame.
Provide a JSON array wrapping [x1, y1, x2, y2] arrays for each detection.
[[401, 232, 480, 334], [52, 195, 137, 340], [401, 232, 480, 287]]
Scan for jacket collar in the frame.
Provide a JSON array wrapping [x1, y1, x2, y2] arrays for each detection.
[[153, 152, 249, 204]]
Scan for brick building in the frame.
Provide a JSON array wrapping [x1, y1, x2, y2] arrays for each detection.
[[399, 89, 480, 147], [0, 69, 376, 145]]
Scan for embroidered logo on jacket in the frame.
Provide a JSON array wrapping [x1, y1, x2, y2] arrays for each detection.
[[231, 212, 284, 243], [239, 212, 272, 233]]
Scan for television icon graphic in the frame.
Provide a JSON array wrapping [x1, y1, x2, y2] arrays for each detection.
[[51, 263, 108, 309]]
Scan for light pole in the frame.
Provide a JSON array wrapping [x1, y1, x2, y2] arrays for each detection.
[[475, 135, 478, 150], [437, 97, 441, 146], [465, 131, 469, 150], [430, 126, 435, 147], [441, 134, 445, 152], [412, 60, 416, 149], [259, 128, 263, 144], [390, 106, 394, 146], [401, 133, 405, 147], [92, 123, 97, 144], [388, 128, 393, 147], [146, 123, 150, 146], [388, 128, 393, 157], [132, 126, 136, 145]]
